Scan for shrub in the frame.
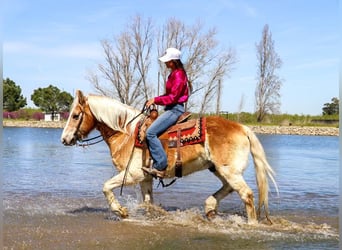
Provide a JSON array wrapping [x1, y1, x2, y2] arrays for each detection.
[[60, 112, 70, 120], [3, 111, 10, 119], [5, 111, 20, 119], [17, 109, 30, 120], [32, 112, 44, 121]]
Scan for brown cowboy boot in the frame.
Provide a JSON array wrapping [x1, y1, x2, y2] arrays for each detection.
[[142, 166, 166, 179]]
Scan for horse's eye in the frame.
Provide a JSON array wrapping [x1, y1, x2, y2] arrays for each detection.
[[73, 114, 80, 120]]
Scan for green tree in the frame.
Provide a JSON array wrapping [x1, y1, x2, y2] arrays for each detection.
[[322, 97, 339, 115], [3, 78, 27, 111], [31, 85, 73, 120]]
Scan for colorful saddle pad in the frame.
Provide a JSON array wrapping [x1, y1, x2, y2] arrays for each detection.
[[167, 117, 206, 148], [134, 117, 206, 148]]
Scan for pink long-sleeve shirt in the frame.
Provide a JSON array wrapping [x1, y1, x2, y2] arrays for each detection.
[[154, 69, 189, 106]]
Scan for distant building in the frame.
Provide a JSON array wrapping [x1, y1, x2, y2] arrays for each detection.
[[44, 112, 61, 121]]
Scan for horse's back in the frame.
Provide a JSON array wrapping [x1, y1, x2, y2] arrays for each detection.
[[205, 116, 250, 161], [158, 115, 247, 141], [206, 116, 247, 138]]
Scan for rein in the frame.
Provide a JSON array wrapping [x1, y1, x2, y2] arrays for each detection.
[[126, 101, 148, 126], [74, 100, 175, 194], [77, 135, 104, 147], [120, 101, 149, 195]]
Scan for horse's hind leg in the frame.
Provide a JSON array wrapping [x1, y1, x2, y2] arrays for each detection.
[[235, 176, 257, 224], [205, 171, 234, 219], [211, 166, 257, 223], [217, 166, 257, 223]]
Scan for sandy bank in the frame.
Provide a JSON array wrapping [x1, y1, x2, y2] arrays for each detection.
[[3, 120, 65, 128], [3, 120, 339, 136], [249, 125, 339, 136]]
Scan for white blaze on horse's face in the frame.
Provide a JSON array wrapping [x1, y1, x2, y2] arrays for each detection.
[[61, 93, 83, 146]]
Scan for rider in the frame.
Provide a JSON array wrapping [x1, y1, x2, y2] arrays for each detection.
[[142, 48, 189, 178]]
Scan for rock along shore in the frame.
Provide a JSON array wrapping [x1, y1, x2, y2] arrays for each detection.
[[3, 120, 339, 136], [3, 120, 66, 129], [249, 125, 339, 136]]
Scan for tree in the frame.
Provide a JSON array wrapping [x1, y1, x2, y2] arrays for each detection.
[[31, 85, 73, 120], [157, 18, 235, 114], [255, 24, 283, 122], [322, 97, 339, 115], [89, 15, 236, 113], [88, 15, 154, 107], [3, 78, 27, 111]]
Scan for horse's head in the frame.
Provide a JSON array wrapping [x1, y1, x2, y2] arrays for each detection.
[[61, 90, 97, 146]]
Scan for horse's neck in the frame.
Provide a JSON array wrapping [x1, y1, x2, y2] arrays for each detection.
[[88, 95, 139, 134], [97, 123, 135, 171], [88, 95, 140, 170]]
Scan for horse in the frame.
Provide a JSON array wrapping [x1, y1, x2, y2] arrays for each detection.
[[61, 90, 278, 224]]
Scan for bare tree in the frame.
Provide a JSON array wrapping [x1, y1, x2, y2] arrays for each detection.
[[88, 15, 154, 107], [158, 19, 236, 114], [255, 24, 282, 122], [200, 52, 235, 114], [237, 94, 245, 122], [89, 16, 235, 113], [216, 79, 222, 115]]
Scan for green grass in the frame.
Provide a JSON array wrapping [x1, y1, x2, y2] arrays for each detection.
[[207, 112, 339, 127]]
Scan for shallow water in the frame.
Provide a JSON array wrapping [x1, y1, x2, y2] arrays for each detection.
[[3, 127, 339, 249]]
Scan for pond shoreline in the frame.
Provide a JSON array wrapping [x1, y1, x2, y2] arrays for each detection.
[[3, 120, 339, 136]]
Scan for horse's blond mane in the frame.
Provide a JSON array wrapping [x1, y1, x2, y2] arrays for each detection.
[[87, 95, 140, 134]]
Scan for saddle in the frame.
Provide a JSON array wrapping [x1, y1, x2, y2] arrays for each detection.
[[134, 111, 206, 177]]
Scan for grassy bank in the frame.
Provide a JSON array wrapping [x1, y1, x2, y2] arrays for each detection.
[[215, 112, 339, 127]]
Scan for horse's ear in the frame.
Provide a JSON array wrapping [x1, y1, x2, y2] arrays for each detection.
[[76, 90, 86, 105]]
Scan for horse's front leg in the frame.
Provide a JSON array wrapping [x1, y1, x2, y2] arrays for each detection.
[[103, 169, 145, 218]]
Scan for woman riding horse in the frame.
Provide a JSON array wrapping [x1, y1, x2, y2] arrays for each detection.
[[142, 47, 190, 179]]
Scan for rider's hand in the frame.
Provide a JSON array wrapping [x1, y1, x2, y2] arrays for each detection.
[[146, 98, 155, 108]]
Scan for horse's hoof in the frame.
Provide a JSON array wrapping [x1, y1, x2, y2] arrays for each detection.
[[119, 206, 129, 218], [206, 210, 217, 220], [247, 219, 258, 225]]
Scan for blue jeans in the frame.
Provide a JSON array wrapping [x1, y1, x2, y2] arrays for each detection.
[[146, 104, 184, 171]]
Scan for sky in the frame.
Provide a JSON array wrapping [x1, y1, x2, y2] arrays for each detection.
[[2, 0, 339, 115]]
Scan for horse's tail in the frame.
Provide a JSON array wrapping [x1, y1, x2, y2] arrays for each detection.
[[245, 126, 279, 221]]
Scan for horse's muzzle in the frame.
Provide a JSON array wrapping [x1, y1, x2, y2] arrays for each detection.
[[61, 136, 76, 146]]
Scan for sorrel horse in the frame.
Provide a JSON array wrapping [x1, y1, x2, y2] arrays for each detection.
[[61, 90, 278, 223]]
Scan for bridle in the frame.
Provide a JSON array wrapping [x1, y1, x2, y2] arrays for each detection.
[[77, 134, 103, 147], [67, 103, 103, 147], [76, 101, 149, 147]]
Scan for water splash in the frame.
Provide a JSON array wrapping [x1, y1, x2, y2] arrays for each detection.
[[123, 202, 338, 243]]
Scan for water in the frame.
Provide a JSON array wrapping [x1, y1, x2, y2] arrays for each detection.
[[3, 127, 339, 249]]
